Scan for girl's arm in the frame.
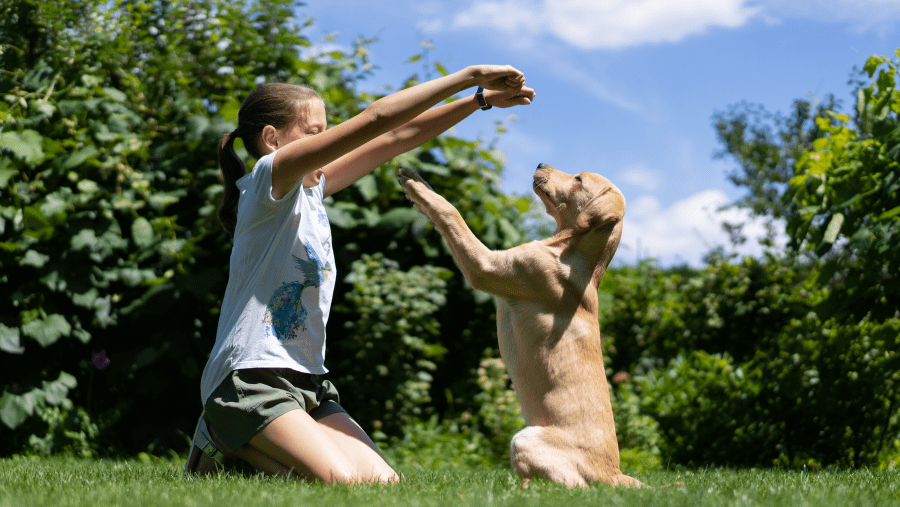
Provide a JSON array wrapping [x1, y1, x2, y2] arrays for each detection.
[[320, 86, 536, 197], [270, 65, 525, 199]]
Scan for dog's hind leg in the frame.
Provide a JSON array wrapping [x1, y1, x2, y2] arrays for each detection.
[[511, 426, 642, 488], [510, 426, 588, 488]]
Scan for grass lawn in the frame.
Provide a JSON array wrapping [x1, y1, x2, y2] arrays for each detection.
[[1, 455, 898, 507]]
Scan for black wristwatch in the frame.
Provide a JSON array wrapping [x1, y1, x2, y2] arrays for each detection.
[[475, 87, 492, 110]]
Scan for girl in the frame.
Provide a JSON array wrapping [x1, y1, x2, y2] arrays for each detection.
[[185, 65, 536, 483]]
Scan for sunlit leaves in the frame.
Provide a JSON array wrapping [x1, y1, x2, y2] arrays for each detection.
[[785, 51, 900, 319]]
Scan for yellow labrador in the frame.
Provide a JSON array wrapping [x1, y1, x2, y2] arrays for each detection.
[[398, 163, 639, 488]]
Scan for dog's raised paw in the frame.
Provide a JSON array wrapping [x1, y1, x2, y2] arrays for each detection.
[[397, 167, 434, 191]]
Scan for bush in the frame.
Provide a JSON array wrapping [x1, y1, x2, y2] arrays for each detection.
[[611, 381, 662, 472], [379, 415, 495, 471], [332, 254, 452, 436], [472, 350, 524, 462], [602, 254, 900, 468], [632, 351, 761, 467]]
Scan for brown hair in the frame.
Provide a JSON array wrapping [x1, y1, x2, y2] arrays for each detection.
[[217, 83, 322, 237]]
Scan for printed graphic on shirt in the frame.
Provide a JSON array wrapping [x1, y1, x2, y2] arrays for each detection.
[[263, 239, 333, 342]]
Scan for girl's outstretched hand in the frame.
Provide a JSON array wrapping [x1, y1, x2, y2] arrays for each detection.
[[470, 65, 526, 91], [484, 86, 536, 108]]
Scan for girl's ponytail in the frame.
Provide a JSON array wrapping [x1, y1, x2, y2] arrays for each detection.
[[217, 130, 245, 238]]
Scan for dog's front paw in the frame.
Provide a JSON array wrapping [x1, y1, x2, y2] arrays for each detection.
[[397, 167, 434, 204]]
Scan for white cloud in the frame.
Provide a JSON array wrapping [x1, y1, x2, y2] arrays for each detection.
[[616, 164, 663, 192], [447, 0, 758, 50], [546, 0, 758, 50], [619, 189, 786, 266], [453, 1, 544, 34], [437, 0, 900, 51]]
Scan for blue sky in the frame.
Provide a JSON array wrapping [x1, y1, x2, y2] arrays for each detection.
[[297, 0, 899, 266]]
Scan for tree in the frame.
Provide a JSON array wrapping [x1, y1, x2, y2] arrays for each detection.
[[712, 95, 840, 222], [785, 51, 900, 321], [599, 49, 900, 469]]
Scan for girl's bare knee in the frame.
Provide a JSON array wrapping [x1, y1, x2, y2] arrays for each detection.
[[325, 468, 356, 484]]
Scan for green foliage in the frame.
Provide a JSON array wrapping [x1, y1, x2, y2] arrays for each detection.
[[379, 415, 495, 471], [633, 351, 761, 467], [610, 48, 900, 470], [472, 351, 524, 461], [600, 256, 815, 374], [0, 0, 335, 455], [611, 382, 662, 473], [712, 94, 840, 222], [603, 252, 900, 468], [786, 50, 900, 320], [25, 405, 99, 458], [335, 254, 452, 435], [0, 371, 78, 434], [754, 315, 900, 468]]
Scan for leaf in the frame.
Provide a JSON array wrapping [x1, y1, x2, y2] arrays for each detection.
[[186, 115, 210, 139], [20, 249, 50, 268], [23, 60, 55, 91], [0, 390, 37, 429], [0, 130, 46, 164], [0, 323, 24, 354], [220, 97, 241, 122], [378, 207, 419, 229], [71, 288, 100, 309], [62, 146, 100, 170], [70, 228, 98, 250], [849, 227, 874, 250], [354, 174, 378, 202], [42, 372, 77, 405], [23, 206, 54, 240], [131, 217, 154, 248], [857, 88, 867, 118], [325, 204, 359, 229], [879, 206, 900, 221], [39, 192, 69, 220], [22, 313, 72, 347], [102, 87, 127, 102], [149, 190, 186, 209], [0, 161, 17, 188], [822, 213, 844, 245]]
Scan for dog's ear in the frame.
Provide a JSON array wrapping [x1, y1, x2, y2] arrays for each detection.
[[575, 193, 625, 230]]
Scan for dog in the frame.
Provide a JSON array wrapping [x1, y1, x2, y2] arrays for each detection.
[[398, 163, 640, 488]]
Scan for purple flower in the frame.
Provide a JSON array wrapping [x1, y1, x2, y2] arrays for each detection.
[[92, 350, 110, 370]]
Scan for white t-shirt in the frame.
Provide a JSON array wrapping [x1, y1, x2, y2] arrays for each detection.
[[200, 151, 336, 404]]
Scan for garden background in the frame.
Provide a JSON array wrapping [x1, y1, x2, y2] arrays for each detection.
[[1, 0, 899, 474]]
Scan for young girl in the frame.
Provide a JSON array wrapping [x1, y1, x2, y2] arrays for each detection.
[[185, 65, 535, 483]]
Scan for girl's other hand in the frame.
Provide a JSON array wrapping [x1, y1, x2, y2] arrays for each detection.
[[470, 65, 526, 91], [484, 86, 536, 108]]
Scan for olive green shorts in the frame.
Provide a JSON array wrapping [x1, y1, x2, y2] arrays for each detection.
[[204, 368, 346, 452]]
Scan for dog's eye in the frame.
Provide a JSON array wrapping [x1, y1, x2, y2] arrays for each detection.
[[574, 176, 582, 182]]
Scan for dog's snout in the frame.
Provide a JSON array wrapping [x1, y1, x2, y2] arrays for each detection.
[[537, 163, 548, 169]]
